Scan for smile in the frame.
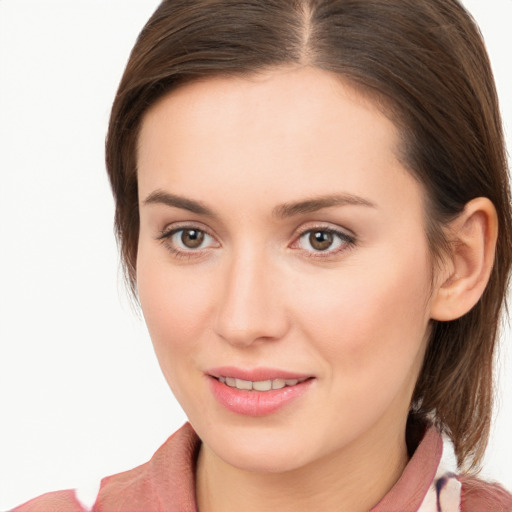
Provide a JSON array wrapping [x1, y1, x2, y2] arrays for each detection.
[[218, 376, 309, 391], [209, 372, 314, 416]]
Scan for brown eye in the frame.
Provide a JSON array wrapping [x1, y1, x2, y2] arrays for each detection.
[[309, 230, 334, 251], [180, 229, 205, 249], [296, 227, 354, 255], [159, 226, 219, 257]]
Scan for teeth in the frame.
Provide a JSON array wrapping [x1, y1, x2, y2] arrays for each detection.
[[220, 376, 308, 391], [253, 380, 272, 391], [272, 379, 286, 390], [235, 378, 253, 390]]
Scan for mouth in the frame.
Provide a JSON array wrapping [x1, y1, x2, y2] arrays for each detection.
[[206, 368, 314, 416], [216, 376, 310, 391]]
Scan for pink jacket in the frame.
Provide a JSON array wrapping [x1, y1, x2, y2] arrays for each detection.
[[12, 423, 512, 512]]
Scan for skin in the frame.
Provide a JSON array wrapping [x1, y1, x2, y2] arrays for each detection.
[[135, 66, 496, 512]]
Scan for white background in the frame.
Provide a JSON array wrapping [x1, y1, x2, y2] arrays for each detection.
[[0, 1, 511, 509]]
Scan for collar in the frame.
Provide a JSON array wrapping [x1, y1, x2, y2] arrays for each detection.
[[97, 422, 443, 511]]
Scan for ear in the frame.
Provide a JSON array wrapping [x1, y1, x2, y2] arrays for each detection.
[[431, 197, 498, 322]]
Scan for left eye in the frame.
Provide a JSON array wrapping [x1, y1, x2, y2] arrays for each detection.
[[169, 228, 216, 250], [297, 229, 351, 253]]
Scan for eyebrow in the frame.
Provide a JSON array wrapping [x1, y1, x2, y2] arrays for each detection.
[[272, 194, 376, 218], [143, 190, 216, 217], [142, 190, 375, 218]]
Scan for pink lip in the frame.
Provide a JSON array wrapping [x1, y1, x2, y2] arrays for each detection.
[[206, 367, 314, 417]]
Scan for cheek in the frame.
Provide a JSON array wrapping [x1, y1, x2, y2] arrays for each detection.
[[287, 248, 432, 439], [136, 249, 216, 376], [137, 262, 218, 415], [292, 244, 432, 379]]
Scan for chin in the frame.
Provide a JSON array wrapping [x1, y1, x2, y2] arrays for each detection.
[[196, 421, 320, 474], [217, 440, 308, 473]]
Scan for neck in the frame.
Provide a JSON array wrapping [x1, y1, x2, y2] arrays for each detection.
[[196, 419, 410, 512]]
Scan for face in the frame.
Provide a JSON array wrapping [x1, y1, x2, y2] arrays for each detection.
[[136, 67, 436, 473]]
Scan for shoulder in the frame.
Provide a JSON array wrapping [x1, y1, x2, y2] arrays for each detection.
[[10, 490, 85, 512], [11, 424, 200, 512], [10, 461, 155, 512], [459, 475, 512, 512]]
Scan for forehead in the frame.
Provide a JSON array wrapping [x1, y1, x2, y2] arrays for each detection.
[[139, 66, 399, 150], [136, 66, 421, 218]]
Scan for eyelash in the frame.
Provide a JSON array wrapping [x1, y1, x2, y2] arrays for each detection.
[[157, 224, 356, 260], [292, 226, 356, 259], [157, 225, 218, 260]]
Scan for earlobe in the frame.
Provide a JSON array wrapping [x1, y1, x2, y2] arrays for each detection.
[[431, 197, 498, 322]]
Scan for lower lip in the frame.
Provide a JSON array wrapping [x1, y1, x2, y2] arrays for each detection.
[[208, 377, 313, 417]]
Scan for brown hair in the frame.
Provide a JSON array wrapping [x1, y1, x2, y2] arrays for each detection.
[[105, 0, 512, 470]]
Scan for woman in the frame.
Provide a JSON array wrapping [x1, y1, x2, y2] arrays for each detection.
[[11, 0, 512, 510]]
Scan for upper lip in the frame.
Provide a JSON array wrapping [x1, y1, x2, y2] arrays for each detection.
[[207, 366, 313, 381]]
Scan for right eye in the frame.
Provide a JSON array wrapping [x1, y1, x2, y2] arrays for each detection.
[[158, 226, 219, 256]]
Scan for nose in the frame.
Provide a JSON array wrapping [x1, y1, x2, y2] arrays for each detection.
[[214, 248, 290, 348]]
